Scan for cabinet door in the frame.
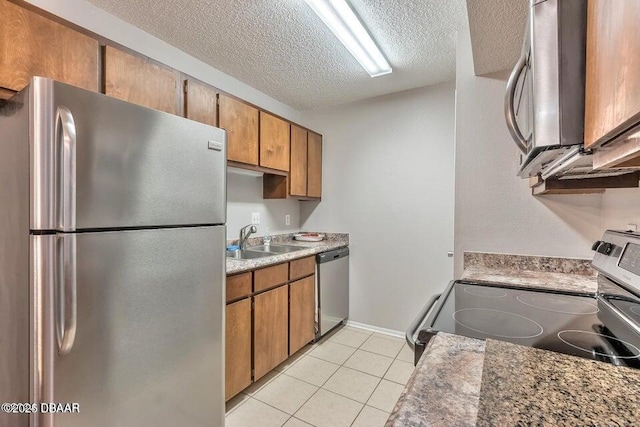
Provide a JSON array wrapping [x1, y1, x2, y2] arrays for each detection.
[[219, 94, 259, 165], [0, 0, 99, 96], [290, 125, 308, 196], [103, 46, 179, 115], [184, 79, 217, 127], [289, 275, 316, 355], [253, 286, 288, 380], [226, 298, 252, 401], [260, 112, 290, 172], [585, 0, 640, 148], [307, 132, 323, 198]]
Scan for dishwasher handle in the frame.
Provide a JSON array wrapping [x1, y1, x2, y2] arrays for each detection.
[[317, 247, 349, 263]]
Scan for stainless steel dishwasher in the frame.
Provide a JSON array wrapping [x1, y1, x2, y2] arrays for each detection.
[[316, 247, 349, 339]]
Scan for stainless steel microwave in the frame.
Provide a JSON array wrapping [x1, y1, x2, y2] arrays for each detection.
[[505, 0, 588, 179]]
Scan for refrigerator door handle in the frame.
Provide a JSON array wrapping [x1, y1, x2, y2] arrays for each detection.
[[56, 106, 77, 232], [56, 234, 77, 356]]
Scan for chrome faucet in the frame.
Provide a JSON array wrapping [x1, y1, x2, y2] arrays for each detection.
[[238, 224, 257, 250]]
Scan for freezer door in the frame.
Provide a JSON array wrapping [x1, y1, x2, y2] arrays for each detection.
[[33, 226, 225, 427], [29, 77, 226, 231]]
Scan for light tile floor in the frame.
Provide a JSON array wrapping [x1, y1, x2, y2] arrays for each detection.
[[225, 326, 415, 427]]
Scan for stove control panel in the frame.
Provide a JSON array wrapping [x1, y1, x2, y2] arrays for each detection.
[[593, 230, 640, 296]]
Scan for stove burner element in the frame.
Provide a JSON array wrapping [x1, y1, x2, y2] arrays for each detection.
[[452, 308, 544, 339], [557, 330, 640, 359], [516, 293, 599, 315], [463, 286, 507, 298]]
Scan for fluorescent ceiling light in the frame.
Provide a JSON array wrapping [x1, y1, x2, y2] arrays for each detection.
[[304, 0, 392, 77]]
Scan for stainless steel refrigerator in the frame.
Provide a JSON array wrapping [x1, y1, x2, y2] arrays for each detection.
[[0, 77, 227, 427]]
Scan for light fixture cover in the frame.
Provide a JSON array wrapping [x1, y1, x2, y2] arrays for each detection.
[[304, 0, 392, 77]]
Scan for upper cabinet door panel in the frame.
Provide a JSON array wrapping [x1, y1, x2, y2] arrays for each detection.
[[289, 125, 308, 196], [103, 46, 179, 115], [184, 79, 218, 127], [0, 0, 99, 94], [585, 0, 640, 148], [260, 112, 290, 172], [307, 132, 323, 198], [219, 94, 259, 165]]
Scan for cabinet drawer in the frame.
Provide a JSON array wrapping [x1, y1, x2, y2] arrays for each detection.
[[226, 272, 252, 303], [289, 256, 316, 281], [254, 263, 289, 293]]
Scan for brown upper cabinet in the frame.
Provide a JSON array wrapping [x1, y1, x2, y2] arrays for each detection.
[[103, 46, 180, 115], [585, 0, 640, 168], [290, 125, 309, 197], [0, 0, 99, 98], [184, 79, 218, 127], [307, 132, 323, 198], [219, 94, 260, 165], [260, 112, 290, 172], [290, 126, 323, 199]]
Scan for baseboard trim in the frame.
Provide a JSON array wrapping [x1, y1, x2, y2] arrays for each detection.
[[345, 320, 404, 339]]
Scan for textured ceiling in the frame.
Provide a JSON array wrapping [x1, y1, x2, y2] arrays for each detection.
[[86, 0, 466, 110], [466, 0, 529, 76]]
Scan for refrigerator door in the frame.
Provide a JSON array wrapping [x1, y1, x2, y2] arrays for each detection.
[[34, 226, 225, 427], [29, 77, 226, 232]]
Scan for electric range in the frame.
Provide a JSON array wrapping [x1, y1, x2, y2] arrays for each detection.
[[406, 230, 640, 368]]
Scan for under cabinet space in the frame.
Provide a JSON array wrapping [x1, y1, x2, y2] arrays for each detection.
[[226, 272, 252, 303], [254, 262, 289, 292], [289, 275, 316, 355], [253, 285, 289, 380], [290, 256, 316, 281], [225, 298, 252, 401]]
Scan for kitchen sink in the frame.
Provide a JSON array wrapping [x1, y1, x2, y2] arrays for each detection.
[[226, 249, 276, 260], [248, 244, 306, 254]]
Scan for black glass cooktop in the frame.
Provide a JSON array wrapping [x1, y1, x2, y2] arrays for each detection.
[[427, 281, 640, 368]]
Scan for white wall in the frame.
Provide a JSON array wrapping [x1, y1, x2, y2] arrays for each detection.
[[226, 172, 301, 240], [453, 20, 604, 277], [300, 83, 456, 332], [601, 189, 640, 231], [25, 0, 303, 237]]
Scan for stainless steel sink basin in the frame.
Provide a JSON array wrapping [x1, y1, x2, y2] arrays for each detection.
[[226, 249, 276, 260], [248, 244, 306, 254]]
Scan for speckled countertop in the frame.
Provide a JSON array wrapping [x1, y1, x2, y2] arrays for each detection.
[[386, 333, 485, 427], [461, 252, 598, 294], [226, 232, 348, 275], [387, 252, 640, 426], [477, 340, 640, 426]]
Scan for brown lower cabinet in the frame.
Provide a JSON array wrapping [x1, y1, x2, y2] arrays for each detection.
[[225, 256, 318, 400], [225, 298, 252, 401], [289, 275, 316, 355], [253, 285, 289, 380]]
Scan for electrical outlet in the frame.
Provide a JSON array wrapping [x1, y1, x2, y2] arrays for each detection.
[[251, 212, 260, 225], [627, 224, 637, 232], [285, 214, 291, 226]]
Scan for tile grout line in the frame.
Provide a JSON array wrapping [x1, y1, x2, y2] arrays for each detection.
[[226, 325, 408, 424]]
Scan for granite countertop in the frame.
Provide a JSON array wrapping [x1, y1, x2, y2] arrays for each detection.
[[387, 252, 639, 426], [388, 334, 640, 426], [386, 333, 485, 427], [461, 252, 598, 294], [226, 232, 348, 275], [477, 340, 640, 426]]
